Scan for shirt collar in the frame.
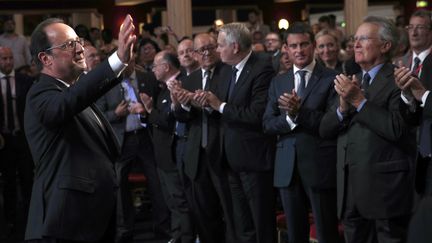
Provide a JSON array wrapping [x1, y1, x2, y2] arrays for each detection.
[[166, 71, 181, 83], [0, 70, 15, 79], [413, 49, 430, 63], [201, 67, 215, 78], [362, 63, 384, 81], [293, 59, 316, 75], [234, 51, 252, 72]]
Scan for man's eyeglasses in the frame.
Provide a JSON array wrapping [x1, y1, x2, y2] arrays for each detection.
[[405, 25, 430, 32], [45, 38, 85, 52], [349, 35, 382, 43], [194, 45, 217, 55], [150, 62, 167, 69]]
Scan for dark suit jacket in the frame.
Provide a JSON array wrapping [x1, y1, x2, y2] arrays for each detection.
[[0, 72, 34, 133], [96, 70, 159, 143], [399, 50, 432, 89], [216, 52, 275, 172], [148, 72, 185, 171], [24, 60, 121, 241], [319, 62, 417, 219], [175, 63, 230, 180], [263, 63, 337, 188]]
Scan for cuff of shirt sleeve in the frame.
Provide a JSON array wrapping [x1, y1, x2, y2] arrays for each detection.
[[219, 102, 226, 113], [356, 99, 367, 112], [108, 52, 128, 77], [421, 91, 430, 107], [181, 104, 191, 112], [336, 108, 344, 122], [285, 114, 298, 130]]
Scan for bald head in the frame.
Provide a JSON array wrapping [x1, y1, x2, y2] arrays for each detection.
[[177, 38, 198, 74], [0, 47, 14, 75]]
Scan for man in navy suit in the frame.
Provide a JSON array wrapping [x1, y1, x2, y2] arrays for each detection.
[[24, 15, 136, 242], [263, 22, 340, 243], [204, 23, 276, 243], [140, 51, 194, 243], [173, 33, 236, 243]]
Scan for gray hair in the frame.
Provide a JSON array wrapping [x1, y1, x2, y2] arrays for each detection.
[[363, 16, 399, 61], [219, 23, 252, 52]]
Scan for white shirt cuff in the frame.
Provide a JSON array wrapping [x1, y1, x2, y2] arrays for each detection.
[[219, 102, 226, 113], [181, 104, 191, 112], [401, 92, 415, 105], [285, 114, 297, 130], [421, 91, 430, 107], [108, 52, 128, 77]]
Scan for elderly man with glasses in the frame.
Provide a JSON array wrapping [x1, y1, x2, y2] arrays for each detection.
[[320, 16, 417, 243]]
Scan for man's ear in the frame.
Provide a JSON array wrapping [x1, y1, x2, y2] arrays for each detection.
[[38, 52, 52, 67], [381, 41, 392, 54], [233, 42, 240, 54]]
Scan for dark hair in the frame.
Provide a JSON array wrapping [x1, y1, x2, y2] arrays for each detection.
[[411, 9, 432, 28], [139, 38, 161, 53], [101, 28, 114, 44], [161, 51, 180, 70], [30, 18, 64, 71], [284, 22, 314, 44], [318, 15, 331, 24], [74, 24, 91, 42]]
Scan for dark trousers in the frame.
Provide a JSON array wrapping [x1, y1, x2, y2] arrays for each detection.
[[0, 133, 34, 227], [342, 175, 410, 243], [226, 169, 276, 243], [157, 167, 195, 243], [279, 167, 339, 243], [184, 148, 236, 243], [115, 129, 169, 241], [26, 208, 116, 243], [416, 155, 432, 196]]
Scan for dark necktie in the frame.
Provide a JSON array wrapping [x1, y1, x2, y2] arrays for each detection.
[[5, 76, 14, 132], [362, 72, 371, 93], [412, 57, 421, 76], [297, 70, 307, 98], [202, 70, 211, 148], [227, 67, 238, 101]]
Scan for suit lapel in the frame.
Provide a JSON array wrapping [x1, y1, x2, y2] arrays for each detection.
[[300, 64, 323, 105], [367, 63, 393, 101], [231, 54, 254, 99], [91, 103, 121, 156]]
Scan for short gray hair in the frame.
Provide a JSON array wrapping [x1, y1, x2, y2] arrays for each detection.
[[363, 16, 399, 61], [219, 23, 252, 51]]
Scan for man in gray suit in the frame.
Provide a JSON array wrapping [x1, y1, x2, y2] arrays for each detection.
[[320, 16, 417, 243], [96, 59, 169, 242]]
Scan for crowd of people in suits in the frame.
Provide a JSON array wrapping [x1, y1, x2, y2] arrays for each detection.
[[1, 7, 432, 243]]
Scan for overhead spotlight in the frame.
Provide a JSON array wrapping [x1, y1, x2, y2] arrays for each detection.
[[278, 19, 289, 30], [214, 19, 224, 28], [416, 1, 428, 7]]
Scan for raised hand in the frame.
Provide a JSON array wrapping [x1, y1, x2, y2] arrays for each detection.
[[117, 14, 137, 64]]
